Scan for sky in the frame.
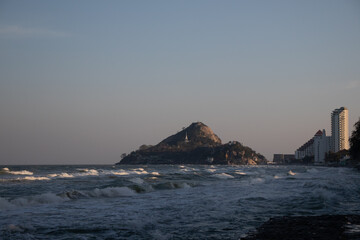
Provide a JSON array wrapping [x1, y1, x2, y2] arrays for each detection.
[[1, 0, 359, 165]]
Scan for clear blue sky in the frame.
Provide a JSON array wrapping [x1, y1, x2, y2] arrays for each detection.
[[1, 0, 359, 164]]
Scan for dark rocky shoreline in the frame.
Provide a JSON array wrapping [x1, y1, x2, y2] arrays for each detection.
[[241, 215, 360, 240]]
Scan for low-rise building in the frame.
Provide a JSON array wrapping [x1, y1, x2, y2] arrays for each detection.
[[273, 154, 295, 164]]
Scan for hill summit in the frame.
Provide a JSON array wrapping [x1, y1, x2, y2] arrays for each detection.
[[117, 122, 266, 165], [160, 122, 221, 147]]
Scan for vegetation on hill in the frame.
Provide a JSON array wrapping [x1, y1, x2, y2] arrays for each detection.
[[117, 122, 266, 165], [350, 118, 360, 162]]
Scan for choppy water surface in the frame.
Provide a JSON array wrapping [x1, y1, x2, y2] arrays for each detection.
[[1, 165, 359, 239]]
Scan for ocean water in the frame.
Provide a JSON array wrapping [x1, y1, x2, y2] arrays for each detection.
[[1, 165, 359, 239]]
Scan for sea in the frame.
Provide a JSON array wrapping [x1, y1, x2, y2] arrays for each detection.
[[1, 165, 360, 240]]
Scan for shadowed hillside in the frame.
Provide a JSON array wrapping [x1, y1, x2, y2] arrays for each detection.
[[117, 122, 266, 165]]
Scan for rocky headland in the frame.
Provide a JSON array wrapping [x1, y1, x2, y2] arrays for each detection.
[[241, 215, 360, 240], [117, 122, 266, 165]]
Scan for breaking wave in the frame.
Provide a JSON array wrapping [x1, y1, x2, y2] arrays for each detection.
[[0, 181, 195, 210], [288, 170, 296, 176], [110, 170, 130, 176], [213, 173, 234, 179], [21, 176, 50, 181], [86, 187, 135, 198], [76, 168, 99, 176], [129, 177, 144, 184], [235, 171, 247, 175], [0, 168, 33, 175], [0, 187, 136, 210], [0, 193, 66, 210], [153, 182, 191, 190], [0, 176, 51, 182], [48, 173, 74, 178], [1, 168, 162, 182]]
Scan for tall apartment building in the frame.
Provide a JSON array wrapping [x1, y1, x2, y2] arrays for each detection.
[[294, 107, 349, 164], [331, 107, 349, 152]]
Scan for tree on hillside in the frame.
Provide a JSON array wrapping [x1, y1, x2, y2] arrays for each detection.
[[349, 118, 360, 161]]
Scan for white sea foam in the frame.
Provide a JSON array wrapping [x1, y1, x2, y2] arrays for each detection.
[[250, 177, 265, 184], [110, 170, 130, 176], [107, 169, 154, 176], [180, 167, 197, 172], [76, 169, 99, 176], [14, 176, 50, 181], [134, 170, 149, 175], [213, 173, 234, 179], [206, 169, 217, 173], [48, 173, 74, 178], [235, 171, 247, 175], [0, 168, 33, 175], [58, 173, 74, 178], [129, 177, 144, 184], [9, 170, 34, 175]]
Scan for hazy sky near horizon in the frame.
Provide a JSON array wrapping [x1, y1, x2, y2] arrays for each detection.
[[1, 0, 360, 165]]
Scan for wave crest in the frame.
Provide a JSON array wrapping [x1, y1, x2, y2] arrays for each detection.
[[0, 186, 136, 210], [48, 173, 74, 178], [213, 173, 234, 179], [0, 168, 33, 175]]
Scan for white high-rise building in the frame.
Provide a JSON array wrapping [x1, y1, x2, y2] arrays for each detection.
[[314, 129, 331, 164], [331, 107, 349, 152]]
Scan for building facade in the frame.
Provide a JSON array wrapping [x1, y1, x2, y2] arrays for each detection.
[[295, 132, 316, 160], [314, 129, 331, 164], [294, 107, 349, 164], [273, 154, 295, 164], [331, 107, 349, 152]]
